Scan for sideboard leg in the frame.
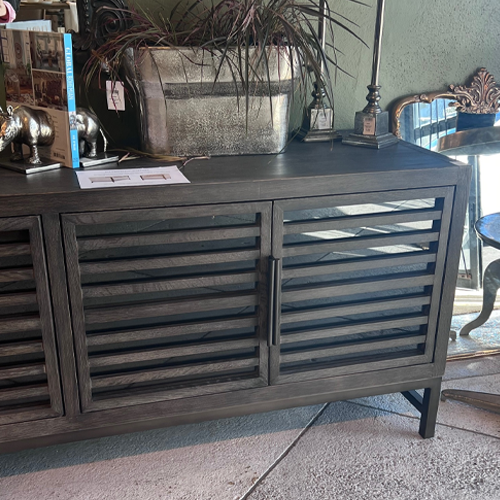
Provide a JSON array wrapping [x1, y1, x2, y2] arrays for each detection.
[[419, 382, 442, 439], [402, 379, 441, 439]]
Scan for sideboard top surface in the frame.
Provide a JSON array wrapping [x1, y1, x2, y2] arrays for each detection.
[[0, 141, 469, 216]]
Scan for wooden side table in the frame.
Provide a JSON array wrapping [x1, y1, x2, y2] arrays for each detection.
[[442, 212, 500, 413]]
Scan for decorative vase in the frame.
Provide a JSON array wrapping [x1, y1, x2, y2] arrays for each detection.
[[123, 47, 298, 156]]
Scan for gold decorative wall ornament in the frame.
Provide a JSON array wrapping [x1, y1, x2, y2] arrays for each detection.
[[449, 68, 500, 114]]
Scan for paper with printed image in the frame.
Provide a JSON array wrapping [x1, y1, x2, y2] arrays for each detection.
[[76, 166, 191, 189]]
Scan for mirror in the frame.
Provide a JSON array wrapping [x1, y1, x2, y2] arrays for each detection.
[[391, 69, 500, 290], [392, 92, 458, 151]]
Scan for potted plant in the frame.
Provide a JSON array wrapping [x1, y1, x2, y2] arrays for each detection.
[[83, 0, 367, 157]]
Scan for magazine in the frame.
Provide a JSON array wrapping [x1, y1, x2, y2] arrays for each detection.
[[0, 29, 79, 168]]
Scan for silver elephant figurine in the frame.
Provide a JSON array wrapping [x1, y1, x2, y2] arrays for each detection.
[[75, 107, 103, 158], [0, 105, 55, 164], [0, 105, 106, 165]]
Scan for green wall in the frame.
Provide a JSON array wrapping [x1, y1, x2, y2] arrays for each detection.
[[382, 0, 500, 127], [318, 0, 500, 129], [126, 0, 500, 129]]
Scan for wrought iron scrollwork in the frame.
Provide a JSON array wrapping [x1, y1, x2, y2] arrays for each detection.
[[73, 0, 131, 53]]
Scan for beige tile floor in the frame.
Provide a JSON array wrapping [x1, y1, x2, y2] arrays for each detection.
[[1, 354, 499, 500]]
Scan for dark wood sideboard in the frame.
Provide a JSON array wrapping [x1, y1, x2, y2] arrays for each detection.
[[0, 141, 471, 453]]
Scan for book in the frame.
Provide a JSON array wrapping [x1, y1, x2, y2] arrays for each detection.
[[0, 20, 52, 31], [0, 29, 79, 168]]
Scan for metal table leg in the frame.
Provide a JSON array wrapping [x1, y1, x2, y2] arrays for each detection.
[[460, 258, 500, 336]]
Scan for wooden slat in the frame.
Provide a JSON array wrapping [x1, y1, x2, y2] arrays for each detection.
[[281, 274, 435, 303], [92, 358, 259, 389], [282, 251, 436, 279], [80, 248, 261, 274], [0, 292, 38, 308], [85, 292, 259, 324], [276, 186, 449, 213], [77, 225, 261, 251], [64, 201, 268, 226], [281, 335, 427, 363], [87, 316, 258, 346], [281, 295, 432, 325], [0, 385, 49, 403], [283, 230, 440, 258], [280, 315, 428, 345], [276, 353, 430, 385], [82, 271, 258, 298], [0, 341, 44, 357], [0, 243, 31, 257], [88, 377, 266, 412], [0, 267, 34, 283], [284, 208, 442, 235], [0, 364, 46, 380], [89, 338, 259, 368], [0, 407, 59, 426], [0, 316, 41, 335]]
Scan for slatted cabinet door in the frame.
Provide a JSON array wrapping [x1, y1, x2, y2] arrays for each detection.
[[270, 188, 455, 385], [0, 217, 63, 426], [62, 203, 272, 412]]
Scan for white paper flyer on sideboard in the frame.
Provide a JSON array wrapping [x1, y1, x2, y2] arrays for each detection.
[[76, 166, 191, 189]]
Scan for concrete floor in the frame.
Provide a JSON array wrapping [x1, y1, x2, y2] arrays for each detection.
[[1, 354, 499, 500]]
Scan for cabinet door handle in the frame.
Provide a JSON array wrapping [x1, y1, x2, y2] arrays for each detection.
[[273, 258, 282, 347], [268, 257, 276, 347]]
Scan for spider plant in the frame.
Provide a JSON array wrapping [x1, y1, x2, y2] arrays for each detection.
[[83, 0, 368, 153]]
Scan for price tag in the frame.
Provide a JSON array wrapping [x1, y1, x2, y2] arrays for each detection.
[[363, 116, 376, 136], [311, 108, 333, 130], [106, 81, 125, 111]]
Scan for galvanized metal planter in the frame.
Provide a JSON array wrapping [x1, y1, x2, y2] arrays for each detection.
[[124, 47, 297, 156]]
